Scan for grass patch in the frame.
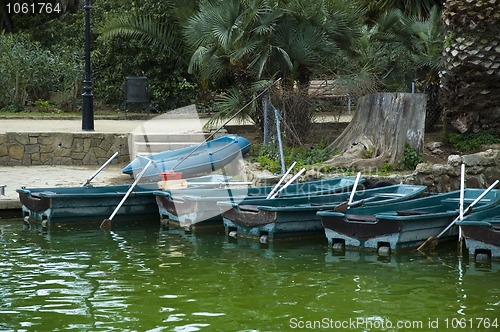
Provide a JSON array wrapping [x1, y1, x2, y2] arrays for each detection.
[[446, 130, 500, 153], [250, 142, 334, 174]]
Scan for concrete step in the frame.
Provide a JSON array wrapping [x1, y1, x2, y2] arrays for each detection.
[[129, 129, 228, 158], [134, 141, 198, 154], [131, 132, 207, 143]]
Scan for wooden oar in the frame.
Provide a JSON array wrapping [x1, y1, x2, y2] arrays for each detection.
[[81, 151, 119, 187], [334, 172, 361, 213], [417, 179, 499, 251], [100, 159, 153, 229], [266, 162, 296, 199], [269, 168, 306, 199], [458, 164, 465, 248]]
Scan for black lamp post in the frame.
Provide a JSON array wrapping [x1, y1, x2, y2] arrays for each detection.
[[82, 0, 94, 131]]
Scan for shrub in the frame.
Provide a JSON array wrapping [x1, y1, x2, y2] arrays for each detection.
[[0, 33, 82, 112], [402, 144, 424, 170], [447, 130, 500, 153]]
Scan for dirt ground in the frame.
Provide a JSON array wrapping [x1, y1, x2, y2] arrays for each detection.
[[226, 122, 453, 165]]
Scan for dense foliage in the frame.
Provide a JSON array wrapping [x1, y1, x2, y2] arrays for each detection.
[[0, 0, 444, 116]]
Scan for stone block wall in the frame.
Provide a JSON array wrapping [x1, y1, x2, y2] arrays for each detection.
[[413, 149, 500, 192], [0, 132, 130, 166]]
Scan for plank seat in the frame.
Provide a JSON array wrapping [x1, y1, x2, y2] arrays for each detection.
[[345, 214, 377, 222], [238, 205, 260, 213], [396, 210, 434, 216]]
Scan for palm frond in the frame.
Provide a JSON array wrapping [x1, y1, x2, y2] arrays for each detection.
[[99, 14, 184, 62]]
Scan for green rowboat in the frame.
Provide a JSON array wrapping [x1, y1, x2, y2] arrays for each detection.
[[457, 205, 500, 261], [219, 184, 427, 242], [318, 189, 500, 255]]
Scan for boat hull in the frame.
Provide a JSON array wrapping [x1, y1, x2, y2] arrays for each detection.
[[154, 177, 362, 229], [18, 184, 159, 229], [319, 189, 500, 253], [123, 134, 251, 180], [221, 185, 427, 242], [322, 213, 458, 252], [17, 175, 232, 230], [458, 206, 500, 261]]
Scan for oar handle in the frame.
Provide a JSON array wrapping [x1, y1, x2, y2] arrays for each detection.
[[108, 159, 153, 221], [348, 172, 361, 205], [81, 151, 119, 187], [266, 161, 297, 199], [270, 168, 306, 199], [436, 179, 499, 238]]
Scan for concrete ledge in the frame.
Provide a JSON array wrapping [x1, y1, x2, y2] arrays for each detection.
[[0, 197, 21, 210]]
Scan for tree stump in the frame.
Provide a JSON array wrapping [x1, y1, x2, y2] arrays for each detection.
[[326, 93, 426, 168]]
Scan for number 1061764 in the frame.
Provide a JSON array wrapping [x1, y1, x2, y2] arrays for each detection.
[[6, 2, 62, 14]]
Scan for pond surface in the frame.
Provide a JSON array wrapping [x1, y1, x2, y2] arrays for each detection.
[[0, 219, 498, 331]]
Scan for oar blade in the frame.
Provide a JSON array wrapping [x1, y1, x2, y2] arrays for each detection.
[[417, 236, 439, 252], [100, 218, 112, 230]]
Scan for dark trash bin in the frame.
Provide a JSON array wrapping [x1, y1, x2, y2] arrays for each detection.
[[125, 76, 149, 109]]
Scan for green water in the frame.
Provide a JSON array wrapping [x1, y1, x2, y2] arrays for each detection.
[[0, 219, 498, 331]]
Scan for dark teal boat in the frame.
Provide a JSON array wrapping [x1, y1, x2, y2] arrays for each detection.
[[154, 177, 363, 230], [219, 184, 427, 242], [16, 175, 231, 229], [457, 205, 500, 262], [318, 189, 500, 255]]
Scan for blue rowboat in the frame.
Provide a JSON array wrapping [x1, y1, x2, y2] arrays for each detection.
[[123, 134, 251, 180], [219, 184, 427, 242], [16, 175, 231, 230], [318, 189, 500, 255], [154, 177, 362, 230], [457, 205, 500, 262]]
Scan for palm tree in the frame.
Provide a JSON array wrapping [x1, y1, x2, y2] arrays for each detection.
[[360, 0, 442, 22], [185, 0, 362, 134], [378, 6, 443, 130], [440, 0, 500, 133]]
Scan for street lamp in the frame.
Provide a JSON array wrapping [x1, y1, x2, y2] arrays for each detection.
[[82, 0, 94, 131]]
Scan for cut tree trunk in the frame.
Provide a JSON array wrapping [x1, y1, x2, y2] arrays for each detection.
[[326, 93, 426, 168]]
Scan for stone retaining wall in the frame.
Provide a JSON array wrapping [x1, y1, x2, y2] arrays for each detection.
[[413, 149, 500, 192], [0, 132, 130, 166]]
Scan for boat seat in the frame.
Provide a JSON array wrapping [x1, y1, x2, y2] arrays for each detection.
[[442, 198, 490, 204], [374, 193, 405, 198], [345, 214, 377, 222], [31, 191, 57, 198], [238, 205, 260, 213], [396, 210, 433, 216]]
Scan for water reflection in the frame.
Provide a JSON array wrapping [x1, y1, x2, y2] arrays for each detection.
[[0, 219, 498, 331]]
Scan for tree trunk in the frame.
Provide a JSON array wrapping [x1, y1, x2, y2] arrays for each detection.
[[440, 0, 500, 133], [326, 93, 426, 168]]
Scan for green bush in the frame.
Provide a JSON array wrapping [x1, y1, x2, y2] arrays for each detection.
[[402, 144, 424, 170], [0, 33, 82, 112], [251, 142, 333, 173], [447, 130, 500, 153]]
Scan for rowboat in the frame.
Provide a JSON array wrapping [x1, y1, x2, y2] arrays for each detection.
[[154, 177, 363, 230], [219, 184, 427, 242], [17, 175, 231, 229], [457, 205, 500, 262], [318, 189, 500, 255], [123, 134, 251, 180]]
